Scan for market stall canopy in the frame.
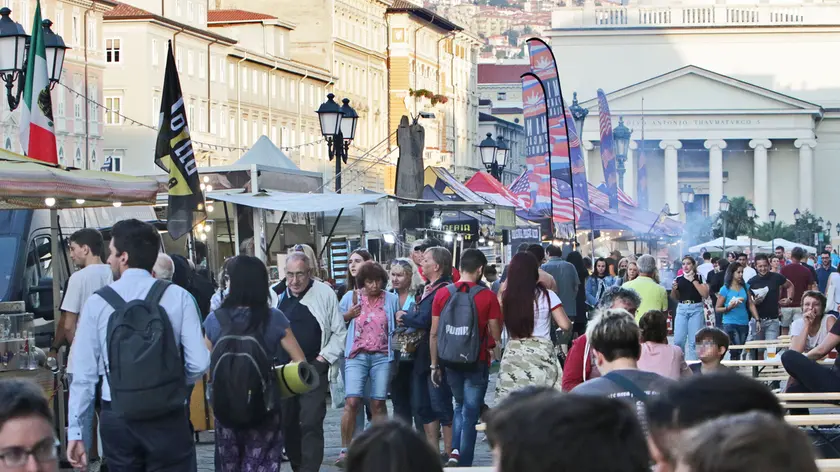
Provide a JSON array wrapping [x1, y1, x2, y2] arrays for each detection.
[[0, 148, 159, 209], [735, 235, 770, 248], [689, 237, 744, 253], [232, 136, 298, 170], [757, 238, 816, 254], [207, 189, 390, 213], [465, 172, 527, 209]]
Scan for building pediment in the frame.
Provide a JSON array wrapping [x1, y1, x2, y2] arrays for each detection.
[[580, 65, 823, 117]]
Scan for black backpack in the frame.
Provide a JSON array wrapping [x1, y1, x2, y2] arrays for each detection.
[[97, 280, 187, 420], [437, 284, 485, 369], [209, 308, 279, 429]]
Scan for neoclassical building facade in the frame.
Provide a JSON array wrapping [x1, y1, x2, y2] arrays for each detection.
[[549, 0, 840, 225]]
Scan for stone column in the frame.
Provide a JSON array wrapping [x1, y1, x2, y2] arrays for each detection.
[[627, 141, 638, 200], [582, 140, 594, 174], [749, 139, 772, 221], [704, 139, 727, 210], [795, 139, 816, 212], [659, 140, 682, 215]]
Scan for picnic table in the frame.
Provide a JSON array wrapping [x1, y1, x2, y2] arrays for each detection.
[[818, 459, 840, 471], [717, 358, 833, 379]]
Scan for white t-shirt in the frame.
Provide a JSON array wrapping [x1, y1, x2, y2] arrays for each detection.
[[790, 314, 837, 352], [533, 289, 562, 339], [60, 264, 114, 315], [697, 262, 714, 281], [743, 266, 757, 283], [61, 264, 113, 370]]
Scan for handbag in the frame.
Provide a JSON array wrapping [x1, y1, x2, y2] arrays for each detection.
[[391, 327, 425, 361], [703, 296, 716, 327]]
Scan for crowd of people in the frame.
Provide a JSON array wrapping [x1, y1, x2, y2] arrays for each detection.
[[5, 219, 840, 472]]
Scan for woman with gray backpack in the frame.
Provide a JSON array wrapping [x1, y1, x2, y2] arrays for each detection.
[[203, 255, 306, 471]]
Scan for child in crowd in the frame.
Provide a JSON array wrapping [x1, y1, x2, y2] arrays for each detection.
[[675, 411, 818, 472], [690, 328, 730, 374]]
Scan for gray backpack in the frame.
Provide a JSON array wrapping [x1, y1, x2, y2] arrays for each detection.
[[96, 280, 187, 420], [437, 283, 485, 369]]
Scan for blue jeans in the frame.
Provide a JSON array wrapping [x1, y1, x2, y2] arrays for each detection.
[[429, 370, 454, 427], [674, 302, 705, 361], [748, 319, 781, 359], [445, 364, 489, 466], [724, 324, 749, 360]]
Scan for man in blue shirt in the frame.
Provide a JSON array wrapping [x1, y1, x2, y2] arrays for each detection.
[[817, 251, 836, 294], [66, 219, 210, 471], [827, 244, 840, 268]]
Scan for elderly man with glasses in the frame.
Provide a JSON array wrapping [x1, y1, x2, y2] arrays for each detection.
[[272, 252, 346, 472]]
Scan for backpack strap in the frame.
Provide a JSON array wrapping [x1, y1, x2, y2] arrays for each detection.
[[145, 280, 171, 305], [603, 372, 648, 402], [468, 285, 487, 297], [447, 284, 458, 296], [96, 286, 126, 311], [214, 307, 232, 329]]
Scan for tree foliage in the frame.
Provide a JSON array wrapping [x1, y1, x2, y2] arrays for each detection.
[[712, 196, 754, 239]]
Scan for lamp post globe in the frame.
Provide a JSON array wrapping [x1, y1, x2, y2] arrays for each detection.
[[719, 195, 730, 213], [479, 133, 498, 168], [339, 98, 358, 143], [41, 19, 67, 87], [0, 8, 28, 77], [612, 116, 632, 190], [747, 203, 756, 219], [794, 208, 802, 221], [495, 135, 509, 170], [316, 93, 343, 139], [769, 209, 777, 224]]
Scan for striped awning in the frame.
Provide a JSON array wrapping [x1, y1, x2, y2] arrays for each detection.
[[0, 148, 159, 209]]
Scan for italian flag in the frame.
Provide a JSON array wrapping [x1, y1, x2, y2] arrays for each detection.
[[19, 0, 58, 165]]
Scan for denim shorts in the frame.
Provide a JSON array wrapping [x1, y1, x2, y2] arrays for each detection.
[[344, 352, 392, 400], [780, 307, 803, 328]]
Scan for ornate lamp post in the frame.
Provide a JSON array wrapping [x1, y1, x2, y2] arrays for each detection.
[[479, 133, 508, 181], [679, 184, 694, 220], [569, 91, 588, 138], [613, 117, 632, 191], [794, 208, 802, 244], [769, 209, 777, 251], [0, 9, 68, 110], [719, 195, 730, 255], [316, 94, 357, 193]]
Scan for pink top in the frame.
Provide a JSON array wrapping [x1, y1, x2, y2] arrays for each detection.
[[637, 342, 690, 380], [349, 293, 389, 358]]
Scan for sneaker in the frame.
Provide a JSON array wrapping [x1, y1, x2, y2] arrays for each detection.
[[446, 450, 460, 467], [439, 452, 449, 465], [335, 450, 347, 468]]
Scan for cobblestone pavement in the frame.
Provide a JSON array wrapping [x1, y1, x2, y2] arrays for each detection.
[[196, 375, 498, 471]]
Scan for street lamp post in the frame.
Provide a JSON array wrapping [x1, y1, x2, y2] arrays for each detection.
[[817, 217, 825, 247], [613, 117, 632, 191], [794, 208, 802, 244], [479, 133, 508, 181], [769, 209, 777, 252], [316, 94, 358, 194], [747, 203, 756, 259], [0, 9, 68, 110], [569, 91, 588, 140], [679, 184, 694, 221], [720, 195, 730, 256]]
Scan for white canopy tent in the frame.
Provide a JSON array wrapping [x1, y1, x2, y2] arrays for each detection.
[[689, 237, 743, 253], [208, 189, 390, 213], [758, 238, 817, 254]]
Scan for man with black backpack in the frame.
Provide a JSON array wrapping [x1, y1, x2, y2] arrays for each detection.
[[66, 219, 210, 471], [430, 249, 502, 467]]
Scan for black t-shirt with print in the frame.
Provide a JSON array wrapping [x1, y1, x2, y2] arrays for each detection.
[[747, 272, 787, 320]]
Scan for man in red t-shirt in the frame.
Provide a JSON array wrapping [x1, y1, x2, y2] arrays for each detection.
[[429, 249, 501, 467], [780, 247, 818, 335]]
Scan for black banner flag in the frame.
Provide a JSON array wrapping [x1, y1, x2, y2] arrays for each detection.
[[155, 41, 205, 240]]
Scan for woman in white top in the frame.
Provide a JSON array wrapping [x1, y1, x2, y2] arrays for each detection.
[[789, 290, 837, 354], [495, 253, 572, 402]]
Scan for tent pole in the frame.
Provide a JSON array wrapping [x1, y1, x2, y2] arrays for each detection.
[[266, 211, 288, 257], [223, 202, 235, 255], [319, 208, 344, 261]]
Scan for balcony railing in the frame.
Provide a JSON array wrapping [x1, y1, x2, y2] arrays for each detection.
[[554, 2, 828, 29]]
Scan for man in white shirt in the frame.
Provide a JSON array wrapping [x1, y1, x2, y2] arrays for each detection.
[[67, 219, 209, 471], [53, 229, 113, 465], [738, 253, 757, 282], [697, 252, 714, 282]]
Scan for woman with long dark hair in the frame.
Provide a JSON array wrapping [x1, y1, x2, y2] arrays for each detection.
[[495, 253, 572, 401], [715, 262, 760, 361], [566, 251, 590, 338], [203, 255, 306, 471], [585, 257, 618, 307]]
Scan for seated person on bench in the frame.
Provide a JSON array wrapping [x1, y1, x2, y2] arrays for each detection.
[[782, 291, 840, 394], [690, 328, 730, 375]]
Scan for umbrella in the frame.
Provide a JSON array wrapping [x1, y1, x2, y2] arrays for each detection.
[[689, 237, 743, 253], [757, 238, 817, 254]]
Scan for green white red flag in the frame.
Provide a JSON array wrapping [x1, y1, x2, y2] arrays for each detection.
[[19, 0, 58, 165]]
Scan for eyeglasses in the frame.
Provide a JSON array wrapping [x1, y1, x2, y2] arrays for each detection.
[[286, 271, 310, 280], [0, 438, 60, 467]]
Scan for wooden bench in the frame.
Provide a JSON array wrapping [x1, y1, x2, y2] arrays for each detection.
[[786, 415, 840, 427], [778, 393, 840, 402], [818, 459, 840, 471]]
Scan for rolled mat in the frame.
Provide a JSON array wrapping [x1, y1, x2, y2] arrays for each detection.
[[275, 362, 320, 398]]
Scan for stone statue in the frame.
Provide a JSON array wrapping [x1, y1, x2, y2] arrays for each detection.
[[394, 115, 425, 199]]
